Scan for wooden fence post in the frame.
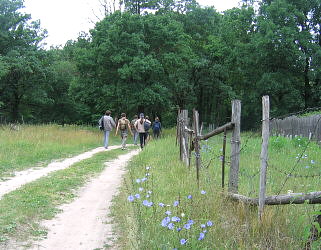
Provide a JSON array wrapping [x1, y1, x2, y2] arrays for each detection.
[[259, 95, 270, 221], [228, 100, 241, 193], [221, 128, 227, 189], [180, 110, 189, 166], [193, 109, 201, 187]]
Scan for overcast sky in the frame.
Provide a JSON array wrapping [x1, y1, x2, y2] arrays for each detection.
[[23, 0, 240, 48]]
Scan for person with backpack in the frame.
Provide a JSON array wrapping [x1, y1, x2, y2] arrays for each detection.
[[98, 110, 116, 149], [115, 113, 133, 150], [131, 115, 139, 145], [134, 113, 151, 150], [152, 117, 162, 139], [144, 115, 152, 143]]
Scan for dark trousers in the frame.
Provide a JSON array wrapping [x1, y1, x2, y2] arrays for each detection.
[[139, 132, 147, 149]]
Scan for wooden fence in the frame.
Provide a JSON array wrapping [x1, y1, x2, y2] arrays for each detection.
[[177, 96, 321, 222], [270, 114, 321, 142]]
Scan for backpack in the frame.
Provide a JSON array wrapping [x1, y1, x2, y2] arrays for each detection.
[[119, 119, 127, 130], [99, 116, 104, 131], [144, 121, 151, 131], [153, 121, 161, 131]]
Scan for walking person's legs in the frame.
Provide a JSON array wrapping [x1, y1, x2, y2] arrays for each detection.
[[139, 133, 145, 149], [104, 130, 110, 148], [121, 131, 128, 149], [134, 131, 138, 145]]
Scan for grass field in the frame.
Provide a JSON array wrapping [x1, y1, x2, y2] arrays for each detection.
[[0, 124, 118, 179], [112, 131, 321, 249]]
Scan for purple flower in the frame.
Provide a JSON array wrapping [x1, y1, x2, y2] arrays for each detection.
[[143, 200, 153, 207], [146, 194, 150, 198], [200, 224, 206, 228], [180, 239, 187, 245], [203, 229, 207, 233], [141, 177, 147, 182], [187, 195, 192, 199], [134, 194, 140, 199], [127, 195, 134, 202], [188, 219, 194, 225], [159, 202, 165, 207], [165, 210, 172, 215], [138, 187, 143, 192], [161, 217, 171, 227], [136, 179, 141, 183], [201, 190, 206, 195], [183, 223, 191, 230], [177, 227, 182, 232], [206, 220, 213, 227], [311, 160, 315, 164], [171, 216, 181, 222], [198, 232, 205, 240], [173, 200, 179, 207], [167, 223, 174, 230]]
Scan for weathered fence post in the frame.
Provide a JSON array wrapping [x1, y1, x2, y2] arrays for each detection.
[[228, 100, 241, 193], [193, 109, 201, 187], [180, 110, 189, 166], [259, 95, 270, 221], [221, 128, 227, 189]]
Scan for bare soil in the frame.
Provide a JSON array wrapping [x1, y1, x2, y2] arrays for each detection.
[[1, 147, 139, 250]]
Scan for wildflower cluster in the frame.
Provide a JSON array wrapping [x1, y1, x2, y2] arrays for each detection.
[[129, 180, 214, 248], [127, 166, 153, 207]]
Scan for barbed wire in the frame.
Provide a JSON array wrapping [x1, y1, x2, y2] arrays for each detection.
[[275, 115, 321, 195], [268, 163, 321, 178], [270, 107, 321, 120]]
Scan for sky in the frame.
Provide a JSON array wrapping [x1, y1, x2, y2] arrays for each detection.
[[23, 0, 241, 48]]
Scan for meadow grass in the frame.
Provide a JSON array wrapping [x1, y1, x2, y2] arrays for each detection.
[[0, 124, 119, 178], [111, 131, 321, 249], [0, 148, 128, 245]]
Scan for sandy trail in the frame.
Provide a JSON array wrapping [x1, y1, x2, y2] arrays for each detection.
[[0, 145, 124, 200], [27, 149, 139, 250]]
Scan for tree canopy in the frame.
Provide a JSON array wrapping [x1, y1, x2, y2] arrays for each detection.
[[1, 0, 321, 128]]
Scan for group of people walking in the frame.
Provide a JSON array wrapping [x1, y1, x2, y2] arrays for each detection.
[[99, 110, 162, 150]]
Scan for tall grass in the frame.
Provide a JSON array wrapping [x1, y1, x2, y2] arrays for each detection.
[[0, 124, 117, 178], [112, 132, 321, 249]]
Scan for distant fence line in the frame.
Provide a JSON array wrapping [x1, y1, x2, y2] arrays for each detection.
[[270, 114, 321, 142]]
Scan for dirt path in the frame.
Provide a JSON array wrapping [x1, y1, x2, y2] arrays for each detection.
[[0, 145, 125, 200], [8, 149, 139, 250]]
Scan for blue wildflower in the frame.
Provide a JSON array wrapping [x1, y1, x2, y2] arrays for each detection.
[[180, 239, 187, 245], [187, 195, 192, 199], [165, 210, 172, 215], [177, 227, 182, 232], [183, 224, 191, 230], [161, 217, 171, 227], [146, 194, 150, 198], [198, 232, 205, 241], [171, 216, 181, 222], [134, 194, 140, 199], [206, 220, 213, 227], [141, 177, 147, 182], [148, 190, 152, 194], [136, 179, 141, 183], [203, 229, 207, 233], [311, 160, 315, 164], [127, 195, 134, 202], [173, 200, 179, 207], [143, 200, 153, 207], [159, 202, 165, 207], [168, 223, 174, 230], [200, 224, 206, 228], [188, 219, 194, 225], [138, 187, 144, 192], [201, 190, 206, 195]]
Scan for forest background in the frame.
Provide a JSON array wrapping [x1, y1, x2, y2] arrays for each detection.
[[1, 0, 321, 129]]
